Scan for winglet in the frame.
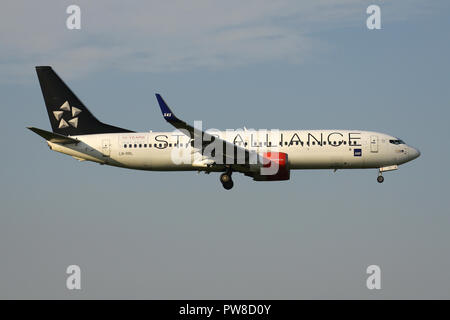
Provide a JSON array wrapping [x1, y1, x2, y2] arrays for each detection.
[[155, 94, 178, 122]]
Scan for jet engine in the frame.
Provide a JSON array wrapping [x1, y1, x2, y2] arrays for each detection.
[[249, 152, 290, 181]]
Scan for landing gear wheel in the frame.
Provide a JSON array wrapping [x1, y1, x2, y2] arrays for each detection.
[[222, 180, 234, 190], [377, 175, 384, 183], [220, 168, 233, 190], [220, 173, 231, 184]]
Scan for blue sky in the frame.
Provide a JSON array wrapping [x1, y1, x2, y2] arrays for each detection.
[[1, 1, 449, 298]]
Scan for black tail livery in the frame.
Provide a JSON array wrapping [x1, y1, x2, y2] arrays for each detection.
[[35, 66, 133, 136]]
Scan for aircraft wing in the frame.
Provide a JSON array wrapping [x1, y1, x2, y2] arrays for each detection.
[[27, 127, 80, 144], [155, 94, 263, 171]]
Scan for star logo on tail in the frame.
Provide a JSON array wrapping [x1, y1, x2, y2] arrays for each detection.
[[53, 101, 82, 128]]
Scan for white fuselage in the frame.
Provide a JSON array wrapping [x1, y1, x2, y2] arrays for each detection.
[[47, 129, 420, 172]]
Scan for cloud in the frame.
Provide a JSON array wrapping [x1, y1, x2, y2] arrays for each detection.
[[0, 0, 431, 83]]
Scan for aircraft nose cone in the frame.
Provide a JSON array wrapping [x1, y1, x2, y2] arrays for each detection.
[[410, 147, 421, 160]]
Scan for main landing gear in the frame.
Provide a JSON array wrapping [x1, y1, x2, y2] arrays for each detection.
[[220, 168, 234, 190]]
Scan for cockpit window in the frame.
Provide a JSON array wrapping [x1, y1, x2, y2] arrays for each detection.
[[389, 139, 405, 145]]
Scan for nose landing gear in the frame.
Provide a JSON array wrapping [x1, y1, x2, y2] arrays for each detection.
[[377, 174, 384, 183], [220, 168, 234, 190], [377, 165, 398, 183]]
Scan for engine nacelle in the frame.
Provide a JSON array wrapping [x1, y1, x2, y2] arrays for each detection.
[[251, 152, 290, 181]]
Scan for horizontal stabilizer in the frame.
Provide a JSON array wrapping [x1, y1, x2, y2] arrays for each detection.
[[27, 127, 80, 144]]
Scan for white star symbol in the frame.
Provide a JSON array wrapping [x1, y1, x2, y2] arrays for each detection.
[[54, 101, 82, 128]]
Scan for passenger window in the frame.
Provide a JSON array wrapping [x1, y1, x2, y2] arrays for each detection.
[[159, 144, 162, 148], [134, 144, 137, 148], [312, 141, 315, 145], [129, 144, 132, 148], [154, 144, 157, 147], [139, 144, 142, 148], [323, 141, 326, 145], [169, 143, 172, 147], [124, 144, 127, 148], [144, 144, 147, 148]]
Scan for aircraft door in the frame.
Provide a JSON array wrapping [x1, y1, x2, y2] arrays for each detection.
[[370, 135, 378, 153], [102, 139, 111, 157]]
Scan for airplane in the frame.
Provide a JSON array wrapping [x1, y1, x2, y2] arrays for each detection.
[[28, 66, 420, 190]]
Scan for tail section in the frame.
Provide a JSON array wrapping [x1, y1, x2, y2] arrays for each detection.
[[35, 66, 133, 135]]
